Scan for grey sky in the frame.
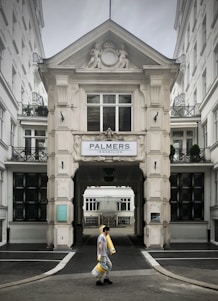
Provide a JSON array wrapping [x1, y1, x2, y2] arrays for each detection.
[[41, 0, 177, 59]]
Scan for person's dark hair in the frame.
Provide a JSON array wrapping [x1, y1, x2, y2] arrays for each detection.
[[103, 226, 110, 232]]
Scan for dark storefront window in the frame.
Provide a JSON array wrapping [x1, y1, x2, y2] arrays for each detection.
[[13, 173, 47, 221], [170, 173, 204, 221]]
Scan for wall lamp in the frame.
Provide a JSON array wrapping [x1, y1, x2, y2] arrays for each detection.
[[154, 112, 158, 122], [60, 111, 64, 122]]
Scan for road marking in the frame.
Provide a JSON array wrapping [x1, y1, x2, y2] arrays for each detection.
[[155, 257, 218, 260], [148, 250, 218, 253], [0, 251, 76, 289], [0, 250, 70, 253], [44, 252, 75, 276], [141, 251, 160, 267], [0, 259, 60, 262]]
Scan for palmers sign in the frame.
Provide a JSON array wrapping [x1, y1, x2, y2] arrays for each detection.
[[81, 141, 137, 156]]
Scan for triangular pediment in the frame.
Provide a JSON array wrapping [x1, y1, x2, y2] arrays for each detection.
[[45, 20, 175, 71]]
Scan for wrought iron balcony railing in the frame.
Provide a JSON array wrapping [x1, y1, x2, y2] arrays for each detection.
[[170, 105, 200, 117], [11, 147, 48, 162], [170, 148, 210, 163]]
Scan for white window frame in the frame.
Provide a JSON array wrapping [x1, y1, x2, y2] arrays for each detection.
[[87, 93, 132, 132], [85, 198, 99, 211], [0, 105, 4, 140], [214, 108, 218, 143]]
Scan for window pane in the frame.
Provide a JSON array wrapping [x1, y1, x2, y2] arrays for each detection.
[[15, 189, 24, 201], [41, 175, 48, 187], [187, 131, 193, 137], [103, 95, 115, 103], [119, 95, 131, 103], [15, 174, 24, 187], [119, 107, 131, 131], [87, 95, 100, 104], [26, 204, 38, 220], [40, 204, 47, 220], [103, 107, 115, 131], [172, 131, 183, 137], [25, 130, 31, 136], [26, 174, 38, 187], [35, 130, 45, 136], [87, 107, 100, 131], [14, 204, 24, 220], [25, 137, 31, 152]]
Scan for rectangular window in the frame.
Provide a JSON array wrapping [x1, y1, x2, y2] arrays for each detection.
[[215, 171, 218, 206], [0, 37, 5, 71], [85, 198, 99, 211], [214, 109, 218, 142], [13, 173, 47, 221], [117, 198, 131, 211], [214, 44, 218, 79], [0, 171, 2, 206], [186, 63, 190, 90], [192, 0, 197, 31], [170, 173, 204, 221], [193, 43, 197, 74], [87, 94, 132, 132], [12, 66, 17, 91], [10, 121, 15, 146], [0, 105, 4, 140], [202, 69, 206, 98], [24, 129, 46, 160], [203, 122, 207, 148], [212, 0, 218, 28], [201, 16, 206, 54]]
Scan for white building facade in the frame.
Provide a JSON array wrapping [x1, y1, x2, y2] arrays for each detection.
[[1, 0, 218, 249], [0, 0, 47, 246], [41, 20, 178, 250], [170, 0, 218, 244], [83, 186, 135, 227]]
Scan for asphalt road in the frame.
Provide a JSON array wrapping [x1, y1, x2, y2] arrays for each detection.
[[0, 231, 218, 301]]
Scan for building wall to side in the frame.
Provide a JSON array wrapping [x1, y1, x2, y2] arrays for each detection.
[[171, 0, 218, 243], [0, 0, 47, 246]]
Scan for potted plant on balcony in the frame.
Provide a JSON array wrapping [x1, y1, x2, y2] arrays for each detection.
[[169, 144, 175, 162], [35, 106, 48, 117], [23, 104, 33, 116], [190, 144, 200, 162]]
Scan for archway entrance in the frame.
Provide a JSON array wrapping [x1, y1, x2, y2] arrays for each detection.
[[73, 163, 144, 243]]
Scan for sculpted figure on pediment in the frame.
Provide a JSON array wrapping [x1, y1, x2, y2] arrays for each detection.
[[117, 44, 129, 68], [87, 43, 102, 68], [86, 41, 130, 69]]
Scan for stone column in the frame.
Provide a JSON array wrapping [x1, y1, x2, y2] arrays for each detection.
[[142, 74, 171, 249], [47, 75, 77, 249]]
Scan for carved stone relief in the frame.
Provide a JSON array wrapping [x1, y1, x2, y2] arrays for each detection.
[[86, 41, 132, 69]]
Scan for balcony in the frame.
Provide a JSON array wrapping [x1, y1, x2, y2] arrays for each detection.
[[170, 105, 200, 118], [11, 147, 48, 162], [170, 147, 210, 163], [22, 104, 48, 117]]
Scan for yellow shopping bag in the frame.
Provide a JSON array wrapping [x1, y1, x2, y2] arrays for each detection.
[[91, 262, 108, 277], [99, 225, 116, 255]]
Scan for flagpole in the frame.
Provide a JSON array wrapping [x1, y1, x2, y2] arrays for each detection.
[[109, 0, 111, 19]]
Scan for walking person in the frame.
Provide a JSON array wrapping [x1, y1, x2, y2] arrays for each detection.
[[96, 226, 113, 286]]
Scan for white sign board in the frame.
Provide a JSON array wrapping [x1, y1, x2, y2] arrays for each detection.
[[81, 141, 137, 156]]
